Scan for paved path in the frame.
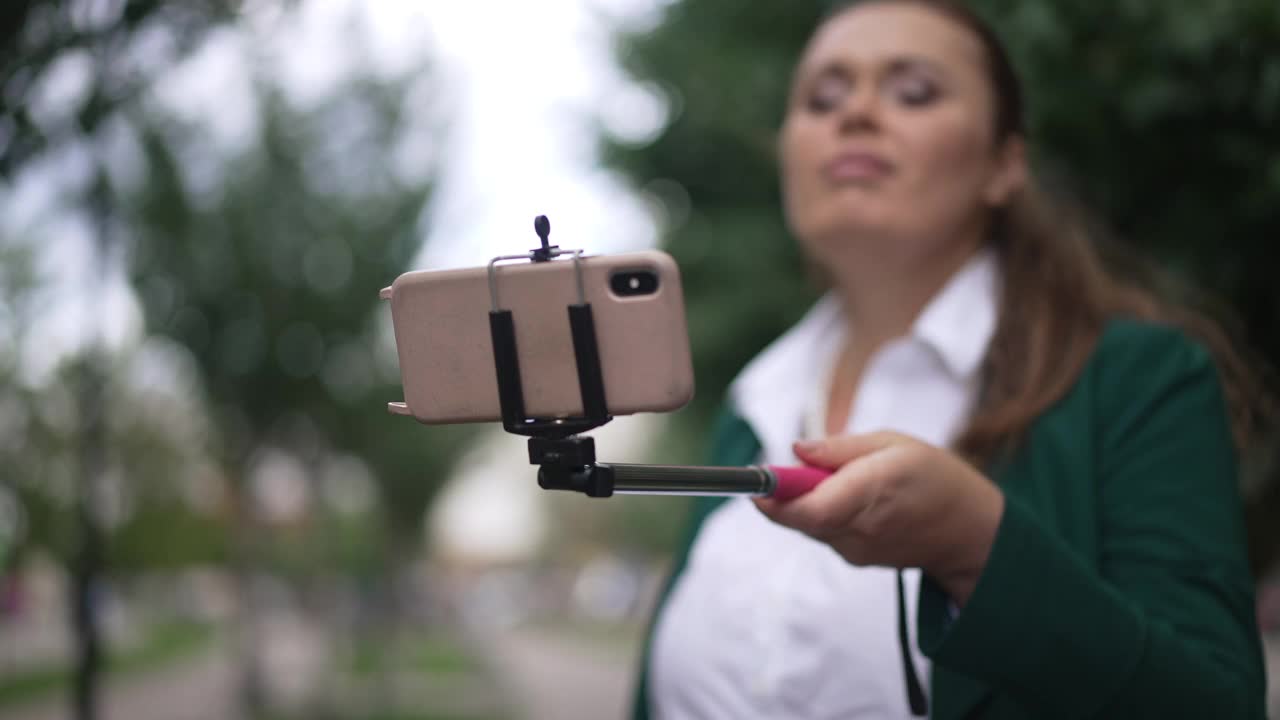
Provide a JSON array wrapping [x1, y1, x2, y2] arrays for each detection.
[[482, 624, 639, 720], [483, 624, 1280, 720], [10, 621, 1272, 719], [0, 614, 318, 720], [0, 645, 238, 720]]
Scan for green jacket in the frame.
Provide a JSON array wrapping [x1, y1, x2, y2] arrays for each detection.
[[632, 319, 1264, 719]]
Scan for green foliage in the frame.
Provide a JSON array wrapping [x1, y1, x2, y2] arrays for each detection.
[[605, 3, 829, 431], [976, 0, 1280, 304], [110, 506, 230, 570], [121, 70, 464, 543], [0, 347, 224, 570], [0, 0, 233, 177], [0, 0, 253, 578]]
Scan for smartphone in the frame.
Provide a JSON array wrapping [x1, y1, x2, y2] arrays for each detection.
[[383, 250, 694, 424]]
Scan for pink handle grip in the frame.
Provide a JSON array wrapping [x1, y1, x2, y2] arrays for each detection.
[[766, 465, 833, 501]]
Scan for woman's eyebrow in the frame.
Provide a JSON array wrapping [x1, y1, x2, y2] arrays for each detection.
[[803, 54, 945, 83], [883, 55, 946, 77], [807, 62, 853, 82]]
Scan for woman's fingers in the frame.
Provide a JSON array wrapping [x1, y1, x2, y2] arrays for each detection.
[[755, 455, 884, 537], [757, 433, 1004, 579], [792, 431, 898, 469]]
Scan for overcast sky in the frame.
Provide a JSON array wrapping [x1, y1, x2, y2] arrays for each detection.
[[416, 0, 670, 268]]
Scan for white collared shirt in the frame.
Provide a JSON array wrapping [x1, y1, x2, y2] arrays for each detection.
[[649, 249, 1000, 720]]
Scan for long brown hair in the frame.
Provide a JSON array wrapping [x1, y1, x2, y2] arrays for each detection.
[[822, 0, 1273, 465]]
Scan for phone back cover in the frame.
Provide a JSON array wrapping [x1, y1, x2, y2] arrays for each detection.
[[388, 251, 694, 424]]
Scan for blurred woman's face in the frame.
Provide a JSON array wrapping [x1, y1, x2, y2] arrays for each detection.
[[780, 3, 1024, 271]]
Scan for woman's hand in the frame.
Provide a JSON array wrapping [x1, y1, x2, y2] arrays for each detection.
[[754, 431, 1005, 606]]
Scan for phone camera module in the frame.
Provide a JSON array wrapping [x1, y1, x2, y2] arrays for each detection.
[[610, 270, 659, 297]]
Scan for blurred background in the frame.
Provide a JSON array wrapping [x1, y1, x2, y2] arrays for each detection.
[[0, 1, 1277, 719]]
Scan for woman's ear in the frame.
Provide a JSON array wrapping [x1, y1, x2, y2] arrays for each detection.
[[983, 135, 1028, 207]]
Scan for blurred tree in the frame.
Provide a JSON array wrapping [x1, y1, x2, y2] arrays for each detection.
[[118, 50, 463, 716], [0, 235, 231, 720], [0, 346, 229, 569], [0, 241, 44, 570], [122, 67, 458, 554], [604, 0, 1280, 570], [0, 0, 234, 177], [604, 3, 832, 430], [3, 4, 238, 718], [5, 2, 461, 716]]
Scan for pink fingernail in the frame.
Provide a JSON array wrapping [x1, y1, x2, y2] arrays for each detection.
[[794, 440, 822, 454]]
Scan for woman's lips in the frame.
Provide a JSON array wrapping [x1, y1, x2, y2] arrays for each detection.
[[823, 151, 894, 183]]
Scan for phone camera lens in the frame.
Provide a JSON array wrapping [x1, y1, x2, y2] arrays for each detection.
[[611, 270, 659, 297]]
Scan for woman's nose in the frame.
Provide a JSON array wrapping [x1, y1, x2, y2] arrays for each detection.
[[836, 85, 880, 134]]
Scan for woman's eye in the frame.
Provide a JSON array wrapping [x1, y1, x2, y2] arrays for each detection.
[[890, 75, 939, 107], [806, 75, 850, 113]]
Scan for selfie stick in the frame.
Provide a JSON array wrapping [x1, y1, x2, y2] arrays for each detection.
[[486, 216, 831, 499]]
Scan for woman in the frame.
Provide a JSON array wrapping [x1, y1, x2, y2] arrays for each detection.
[[631, 1, 1269, 718]]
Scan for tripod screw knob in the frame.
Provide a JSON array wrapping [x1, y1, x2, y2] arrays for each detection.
[[531, 215, 557, 262]]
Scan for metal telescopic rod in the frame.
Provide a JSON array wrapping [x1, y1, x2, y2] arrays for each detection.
[[601, 464, 777, 496]]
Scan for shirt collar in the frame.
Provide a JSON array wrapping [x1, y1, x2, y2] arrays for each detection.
[[728, 247, 1000, 462], [910, 246, 1001, 380]]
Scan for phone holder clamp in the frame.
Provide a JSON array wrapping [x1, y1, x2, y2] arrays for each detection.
[[487, 216, 615, 496]]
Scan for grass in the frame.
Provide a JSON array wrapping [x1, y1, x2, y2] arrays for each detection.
[[264, 707, 504, 712], [0, 622, 215, 708], [328, 632, 507, 720], [347, 634, 482, 678], [411, 636, 482, 676], [0, 665, 68, 708]]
